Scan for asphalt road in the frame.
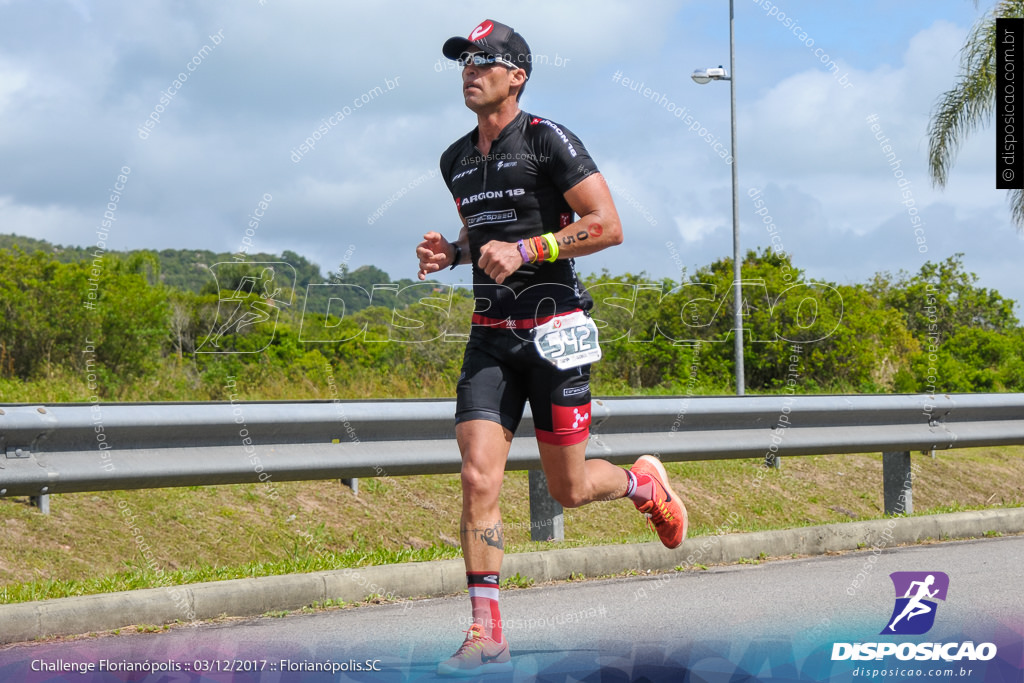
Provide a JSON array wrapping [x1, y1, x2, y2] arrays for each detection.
[[1, 536, 1021, 682]]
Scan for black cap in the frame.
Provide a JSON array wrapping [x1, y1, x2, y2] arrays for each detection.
[[442, 19, 532, 79]]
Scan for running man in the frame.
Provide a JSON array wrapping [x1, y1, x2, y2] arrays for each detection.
[[887, 574, 939, 632], [416, 19, 688, 677]]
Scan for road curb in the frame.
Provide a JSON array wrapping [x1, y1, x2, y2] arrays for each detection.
[[1, 508, 1020, 645]]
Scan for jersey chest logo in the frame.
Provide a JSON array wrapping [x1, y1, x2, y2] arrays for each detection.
[[465, 209, 518, 227], [458, 188, 525, 207]]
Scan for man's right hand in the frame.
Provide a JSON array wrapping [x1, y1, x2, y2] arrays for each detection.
[[416, 231, 452, 280]]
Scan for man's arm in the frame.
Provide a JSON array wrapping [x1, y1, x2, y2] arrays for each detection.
[[552, 172, 623, 257], [416, 224, 469, 280], [477, 172, 622, 283]]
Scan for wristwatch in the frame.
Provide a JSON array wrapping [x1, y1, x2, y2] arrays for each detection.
[[449, 242, 462, 270]]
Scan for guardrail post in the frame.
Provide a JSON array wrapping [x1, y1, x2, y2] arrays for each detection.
[[528, 469, 563, 541], [29, 493, 50, 515], [882, 451, 912, 516], [341, 478, 359, 495]]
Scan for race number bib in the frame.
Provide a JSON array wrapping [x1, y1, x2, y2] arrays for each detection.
[[533, 311, 602, 370]]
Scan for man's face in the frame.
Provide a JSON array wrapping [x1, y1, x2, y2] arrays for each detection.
[[461, 57, 520, 111]]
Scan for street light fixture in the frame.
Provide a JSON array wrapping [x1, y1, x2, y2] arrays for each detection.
[[690, 67, 729, 84], [691, 0, 744, 397]]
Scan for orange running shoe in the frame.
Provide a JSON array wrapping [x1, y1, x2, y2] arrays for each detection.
[[436, 623, 513, 677], [630, 455, 688, 549]]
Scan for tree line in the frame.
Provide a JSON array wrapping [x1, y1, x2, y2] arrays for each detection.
[[0, 236, 1020, 402]]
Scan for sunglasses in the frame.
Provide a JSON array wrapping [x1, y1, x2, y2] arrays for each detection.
[[458, 51, 517, 70]]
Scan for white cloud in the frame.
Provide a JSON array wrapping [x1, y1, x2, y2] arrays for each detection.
[[674, 214, 724, 243], [0, 59, 28, 117]]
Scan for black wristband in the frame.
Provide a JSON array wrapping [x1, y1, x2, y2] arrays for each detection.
[[449, 242, 462, 270]]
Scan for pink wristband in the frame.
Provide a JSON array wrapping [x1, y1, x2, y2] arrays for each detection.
[[517, 239, 530, 264]]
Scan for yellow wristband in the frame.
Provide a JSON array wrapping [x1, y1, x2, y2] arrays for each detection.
[[542, 233, 559, 262]]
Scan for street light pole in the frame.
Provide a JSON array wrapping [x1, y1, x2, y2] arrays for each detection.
[[728, 0, 744, 396], [692, 0, 744, 396]]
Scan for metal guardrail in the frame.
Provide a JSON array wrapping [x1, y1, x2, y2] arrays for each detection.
[[2, 394, 1023, 532]]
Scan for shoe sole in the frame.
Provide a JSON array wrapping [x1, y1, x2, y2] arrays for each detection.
[[636, 455, 687, 548]]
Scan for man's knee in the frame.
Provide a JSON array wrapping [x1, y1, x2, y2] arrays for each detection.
[[461, 462, 497, 493], [460, 449, 505, 499], [547, 481, 589, 509], [456, 419, 512, 497]]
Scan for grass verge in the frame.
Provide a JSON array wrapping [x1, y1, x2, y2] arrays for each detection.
[[1, 445, 1021, 605]]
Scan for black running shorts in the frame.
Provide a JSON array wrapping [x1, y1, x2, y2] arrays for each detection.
[[455, 324, 592, 446]]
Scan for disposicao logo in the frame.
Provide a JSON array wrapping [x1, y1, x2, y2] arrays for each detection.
[[882, 571, 948, 635], [831, 571, 998, 662]]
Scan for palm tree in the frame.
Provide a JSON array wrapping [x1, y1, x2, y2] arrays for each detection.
[[928, 1, 1024, 230]]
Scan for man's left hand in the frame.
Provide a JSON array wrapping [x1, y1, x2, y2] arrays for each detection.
[[478, 240, 525, 285]]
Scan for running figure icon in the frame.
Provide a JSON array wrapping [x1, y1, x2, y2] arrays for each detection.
[[881, 571, 949, 635], [886, 574, 938, 632]]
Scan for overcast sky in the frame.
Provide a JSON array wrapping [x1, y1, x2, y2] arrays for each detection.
[[2, 0, 1022, 313]]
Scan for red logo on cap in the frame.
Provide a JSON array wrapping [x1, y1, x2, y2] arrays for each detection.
[[469, 21, 494, 41]]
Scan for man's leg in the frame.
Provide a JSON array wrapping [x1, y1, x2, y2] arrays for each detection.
[[538, 440, 688, 548], [537, 439, 627, 508], [533, 379, 689, 549], [530, 362, 686, 547], [437, 418, 515, 676], [456, 418, 512, 639]]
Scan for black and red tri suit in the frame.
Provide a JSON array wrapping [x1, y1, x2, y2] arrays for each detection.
[[440, 110, 601, 444]]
